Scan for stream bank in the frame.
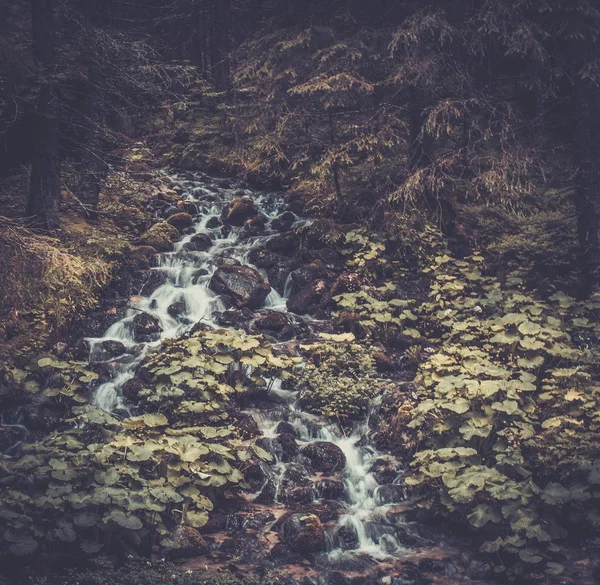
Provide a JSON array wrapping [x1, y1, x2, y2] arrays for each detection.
[[0, 173, 489, 585]]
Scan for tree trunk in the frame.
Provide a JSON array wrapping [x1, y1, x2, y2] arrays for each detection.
[[573, 73, 600, 297], [25, 0, 61, 230], [79, 84, 106, 218]]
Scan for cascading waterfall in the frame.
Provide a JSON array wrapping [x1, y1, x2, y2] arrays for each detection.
[[88, 173, 405, 566]]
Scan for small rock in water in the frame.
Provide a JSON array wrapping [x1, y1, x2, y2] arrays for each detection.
[[276, 421, 296, 436], [136, 222, 178, 252], [206, 216, 221, 229], [209, 264, 271, 309], [184, 232, 212, 252], [418, 558, 446, 573], [97, 340, 127, 359], [132, 312, 162, 342], [255, 479, 277, 504], [221, 196, 258, 226], [375, 484, 405, 505], [315, 479, 345, 500], [280, 513, 325, 555], [300, 441, 346, 473], [167, 300, 187, 319]]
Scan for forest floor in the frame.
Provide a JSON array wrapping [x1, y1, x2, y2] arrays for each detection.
[[1, 123, 600, 585]]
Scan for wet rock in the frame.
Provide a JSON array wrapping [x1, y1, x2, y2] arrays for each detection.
[[216, 308, 254, 329], [336, 524, 359, 550], [21, 405, 63, 433], [248, 248, 281, 268], [266, 232, 300, 255], [280, 513, 326, 555], [206, 216, 221, 229], [136, 222, 179, 252], [277, 433, 299, 462], [282, 486, 314, 507], [221, 197, 258, 226], [316, 479, 345, 500], [215, 255, 241, 267], [418, 558, 446, 573], [369, 458, 399, 485], [184, 233, 212, 252], [300, 441, 346, 473], [233, 412, 260, 438], [375, 484, 405, 505], [244, 215, 266, 235], [284, 191, 305, 214], [308, 247, 342, 265], [282, 463, 313, 489], [267, 259, 302, 294], [164, 525, 207, 559], [96, 340, 127, 359], [129, 245, 157, 268], [253, 310, 290, 333], [121, 377, 143, 401], [291, 262, 333, 289], [328, 572, 351, 585], [276, 421, 296, 436], [167, 300, 187, 319], [330, 272, 362, 296], [278, 211, 297, 224], [244, 460, 269, 491], [132, 312, 162, 342], [210, 265, 271, 309], [166, 212, 193, 231], [191, 268, 209, 284], [255, 479, 277, 504], [140, 270, 167, 296], [287, 280, 328, 315]]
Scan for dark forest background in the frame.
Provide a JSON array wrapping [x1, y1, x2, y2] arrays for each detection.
[[1, 0, 599, 296]]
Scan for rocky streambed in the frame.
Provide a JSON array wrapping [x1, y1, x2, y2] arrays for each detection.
[[0, 173, 489, 585]]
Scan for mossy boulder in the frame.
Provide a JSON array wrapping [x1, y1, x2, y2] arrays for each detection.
[[221, 197, 257, 226], [209, 265, 271, 308], [166, 212, 194, 231], [136, 222, 179, 252]]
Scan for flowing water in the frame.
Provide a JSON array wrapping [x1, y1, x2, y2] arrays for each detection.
[[88, 173, 412, 569]]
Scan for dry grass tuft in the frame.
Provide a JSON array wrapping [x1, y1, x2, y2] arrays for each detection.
[[0, 216, 112, 332]]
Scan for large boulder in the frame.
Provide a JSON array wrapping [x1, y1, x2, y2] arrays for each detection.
[[136, 222, 179, 252], [221, 197, 257, 226], [300, 441, 346, 473], [164, 525, 207, 559], [280, 513, 325, 555], [209, 265, 271, 309], [375, 484, 405, 505], [95, 340, 127, 360], [166, 212, 193, 231]]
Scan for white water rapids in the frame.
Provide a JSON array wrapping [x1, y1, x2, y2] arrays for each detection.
[[87, 174, 406, 565]]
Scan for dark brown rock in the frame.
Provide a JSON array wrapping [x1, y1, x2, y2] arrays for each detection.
[[166, 212, 194, 231], [131, 312, 162, 341], [210, 265, 271, 309], [221, 197, 258, 226], [300, 441, 346, 473], [280, 513, 325, 555]]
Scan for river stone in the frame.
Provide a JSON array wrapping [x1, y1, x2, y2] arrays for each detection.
[[184, 233, 212, 252], [132, 312, 162, 341], [136, 222, 179, 252], [167, 300, 187, 319], [166, 212, 193, 231], [253, 310, 290, 333], [287, 280, 328, 315], [300, 441, 346, 473], [221, 196, 257, 226], [165, 525, 207, 559], [209, 264, 271, 309], [276, 421, 296, 436], [375, 484, 405, 505], [280, 513, 325, 555], [206, 216, 221, 229], [315, 479, 345, 500], [97, 339, 127, 359]]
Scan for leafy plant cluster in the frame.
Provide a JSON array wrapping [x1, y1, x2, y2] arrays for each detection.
[[0, 329, 300, 559], [293, 332, 379, 421], [401, 252, 600, 578]]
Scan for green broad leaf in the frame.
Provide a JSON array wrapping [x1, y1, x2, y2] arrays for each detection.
[[479, 538, 502, 553], [441, 398, 470, 414], [185, 510, 209, 528], [403, 328, 421, 339], [517, 355, 544, 370], [126, 445, 154, 462], [81, 541, 103, 554], [9, 538, 38, 556], [541, 482, 570, 505], [51, 469, 78, 481], [519, 548, 543, 564], [104, 510, 143, 530], [149, 486, 184, 503], [94, 468, 120, 485], [545, 563, 564, 576], [468, 504, 502, 528], [252, 444, 273, 461], [123, 413, 168, 429]]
